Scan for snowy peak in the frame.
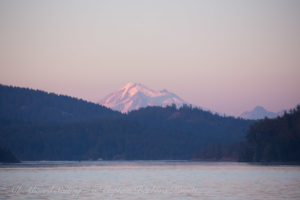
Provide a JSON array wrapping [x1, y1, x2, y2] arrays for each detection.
[[239, 106, 278, 120], [99, 82, 187, 113]]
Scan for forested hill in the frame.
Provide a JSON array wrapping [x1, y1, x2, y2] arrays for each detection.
[[1, 84, 298, 162], [0, 84, 253, 161], [239, 106, 300, 162], [0, 146, 20, 163], [128, 105, 252, 144], [0, 84, 121, 122]]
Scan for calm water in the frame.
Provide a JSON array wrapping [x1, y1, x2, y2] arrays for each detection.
[[0, 161, 300, 200]]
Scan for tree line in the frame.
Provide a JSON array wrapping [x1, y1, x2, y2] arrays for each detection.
[[239, 105, 300, 162], [1, 84, 299, 162]]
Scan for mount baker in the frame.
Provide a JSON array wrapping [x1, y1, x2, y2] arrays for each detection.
[[99, 82, 286, 118], [98, 82, 187, 113]]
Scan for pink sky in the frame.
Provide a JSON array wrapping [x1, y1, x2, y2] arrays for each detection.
[[0, 0, 299, 116]]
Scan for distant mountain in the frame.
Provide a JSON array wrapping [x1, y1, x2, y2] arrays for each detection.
[[239, 106, 277, 120], [0, 84, 120, 122], [99, 82, 188, 113], [239, 105, 300, 162]]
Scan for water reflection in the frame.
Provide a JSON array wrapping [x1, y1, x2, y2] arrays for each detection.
[[1, 161, 300, 200]]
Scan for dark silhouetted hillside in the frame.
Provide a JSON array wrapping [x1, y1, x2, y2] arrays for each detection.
[[0, 84, 121, 122], [128, 104, 252, 144], [0, 84, 254, 161], [0, 146, 20, 163], [239, 105, 300, 162]]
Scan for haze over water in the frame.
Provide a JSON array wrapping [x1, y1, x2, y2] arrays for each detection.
[[1, 161, 300, 200]]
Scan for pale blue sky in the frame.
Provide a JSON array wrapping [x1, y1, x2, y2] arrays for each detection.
[[0, 0, 299, 116]]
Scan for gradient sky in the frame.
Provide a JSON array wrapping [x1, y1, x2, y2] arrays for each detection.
[[0, 0, 299, 116]]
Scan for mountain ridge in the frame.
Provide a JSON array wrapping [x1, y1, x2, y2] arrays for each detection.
[[0, 83, 252, 161], [0, 84, 121, 122], [239, 106, 278, 120], [99, 82, 188, 113]]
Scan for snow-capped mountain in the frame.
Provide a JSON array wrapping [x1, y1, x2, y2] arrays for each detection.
[[99, 82, 188, 113], [239, 106, 278, 120]]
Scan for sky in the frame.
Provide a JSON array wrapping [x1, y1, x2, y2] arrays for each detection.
[[0, 0, 299, 116]]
